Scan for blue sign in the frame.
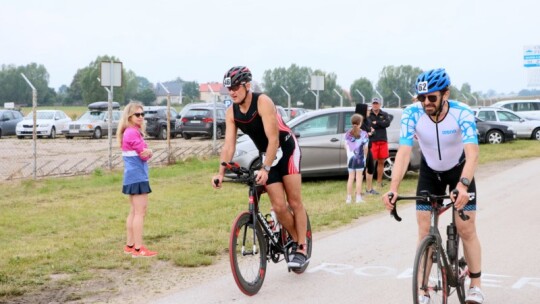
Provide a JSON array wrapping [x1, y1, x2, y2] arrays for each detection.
[[524, 45, 540, 68], [224, 99, 232, 107]]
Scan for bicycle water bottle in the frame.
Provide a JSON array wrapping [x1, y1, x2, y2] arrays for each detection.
[[446, 223, 457, 261], [270, 209, 280, 233]]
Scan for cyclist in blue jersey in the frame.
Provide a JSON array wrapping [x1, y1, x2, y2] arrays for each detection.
[[382, 69, 484, 303], [212, 66, 309, 269]]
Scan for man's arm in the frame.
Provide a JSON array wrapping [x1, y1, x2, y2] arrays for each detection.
[[258, 94, 280, 169], [454, 143, 479, 209]]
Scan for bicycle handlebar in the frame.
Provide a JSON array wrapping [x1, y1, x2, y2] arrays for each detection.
[[388, 189, 472, 222]]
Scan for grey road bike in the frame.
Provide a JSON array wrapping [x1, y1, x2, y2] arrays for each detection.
[[390, 190, 473, 304]]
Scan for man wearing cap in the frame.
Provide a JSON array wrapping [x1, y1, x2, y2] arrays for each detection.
[[367, 97, 391, 190]]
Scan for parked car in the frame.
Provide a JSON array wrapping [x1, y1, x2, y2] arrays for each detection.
[[180, 105, 226, 139], [276, 105, 291, 123], [475, 117, 516, 144], [143, 106, 179, 140], [285, 107, 308, 120], [178, 102, 227, 136], [230, 107, 421, 179], [16, 110, 71, 139], [0, 109, 24, 138], [491, 99, 540, 120], [472, 106, 540, 140], [63, 101, 121, 139]]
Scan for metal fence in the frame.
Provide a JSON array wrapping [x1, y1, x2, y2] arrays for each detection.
[[0, 137, 223, 181]]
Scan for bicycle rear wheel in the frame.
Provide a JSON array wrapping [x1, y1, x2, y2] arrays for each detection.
[[291, 213, 312, 274], [413, 236, 448, 304], [229, 211, 267, 296]]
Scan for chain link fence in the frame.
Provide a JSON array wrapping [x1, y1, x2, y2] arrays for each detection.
[[0, 137, 223, 181]]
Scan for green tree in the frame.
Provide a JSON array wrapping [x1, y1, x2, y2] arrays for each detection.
[[67, 55, 128, 105], [133, 88, 156, 105], [376, 65, 423, 107], [182, 81, 200, 104], [350, 78, 374, 104], [0, 63, 56, 106]]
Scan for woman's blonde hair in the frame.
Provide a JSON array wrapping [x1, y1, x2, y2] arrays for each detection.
[[350, 113, 363, 138], [117, 102, 146, 146]]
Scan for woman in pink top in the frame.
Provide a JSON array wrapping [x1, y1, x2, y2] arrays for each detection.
[[116, 102, 157, 258]]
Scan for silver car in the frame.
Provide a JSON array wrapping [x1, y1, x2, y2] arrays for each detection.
[[231, 107, 421, 179], [63, 101, 121, 139]]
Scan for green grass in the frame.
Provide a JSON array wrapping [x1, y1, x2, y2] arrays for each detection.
[[0, 140, 538, 299]]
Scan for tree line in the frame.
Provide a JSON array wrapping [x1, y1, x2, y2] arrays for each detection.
[[1, 55, 539, 109]]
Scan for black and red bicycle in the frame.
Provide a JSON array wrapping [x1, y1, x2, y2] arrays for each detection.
[[218, 162, 312, 296]]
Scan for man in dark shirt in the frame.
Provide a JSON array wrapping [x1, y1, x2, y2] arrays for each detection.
[[368, 98, 391, 190], [212, 66, 309, 269]]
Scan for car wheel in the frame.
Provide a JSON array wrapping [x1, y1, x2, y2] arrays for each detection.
[[49, 127, 56, 139], [0, 129, 2, 138], [216, 127, 223, 139], [532, 128, 540, 140], [93, 127, 102, 139], [159, 127, 167, 140], [383, 151, 396, 180], [17, 135, 24, 139], [182, 132, 191, 140], [486, 130, 503, 144], [66, 136, 73, 139]]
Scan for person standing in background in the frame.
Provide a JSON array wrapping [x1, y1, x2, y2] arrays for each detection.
[[117, 102, 157, 258], [344, 114, 369, 203], [356, 103, 377, 194], [368, 97, 391, 190]]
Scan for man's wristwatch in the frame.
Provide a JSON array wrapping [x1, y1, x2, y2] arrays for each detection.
[[262, 165, 271, 172], [460, 177, 470, 188]]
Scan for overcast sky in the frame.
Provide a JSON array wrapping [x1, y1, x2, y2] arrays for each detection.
[[2, 0, 539, 95]]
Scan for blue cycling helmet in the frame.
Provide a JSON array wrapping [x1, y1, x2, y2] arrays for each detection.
[[415, 68, 451, 94]]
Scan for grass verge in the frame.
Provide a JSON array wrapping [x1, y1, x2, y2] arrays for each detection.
[[0, 140, 538, 299]]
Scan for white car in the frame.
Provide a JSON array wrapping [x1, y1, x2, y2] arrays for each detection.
[[472, 106, 540, 140], [491, 99, 540, 120], [16, 110, 72, 139]]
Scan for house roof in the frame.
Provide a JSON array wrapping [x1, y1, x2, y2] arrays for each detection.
[[199, 82, 223, 93], [155, 81, 183, 96]]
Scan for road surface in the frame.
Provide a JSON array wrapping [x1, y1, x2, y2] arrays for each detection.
[[152, 158, 540, 304]]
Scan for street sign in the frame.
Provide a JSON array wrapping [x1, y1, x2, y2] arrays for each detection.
[[100, 61, 123, 87], [523, 45, 540, 68]]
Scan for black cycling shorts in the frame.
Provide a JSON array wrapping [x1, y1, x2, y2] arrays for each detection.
[[416, 157, 477, 211], [266, 134, 301, 185]]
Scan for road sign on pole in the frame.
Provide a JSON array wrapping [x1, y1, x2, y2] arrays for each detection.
[[523, 45, 540, 68]]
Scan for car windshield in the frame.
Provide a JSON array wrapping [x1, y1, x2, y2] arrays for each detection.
[[25, 112, 54, 120], [78, 111, 106, 121]]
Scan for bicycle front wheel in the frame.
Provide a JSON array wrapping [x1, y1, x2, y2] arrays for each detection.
[[229, 211, 267, 296], [454, 236, 467, 303], [413, 236, 448, 304]]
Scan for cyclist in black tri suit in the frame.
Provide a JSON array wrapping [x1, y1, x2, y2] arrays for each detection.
[[212, 66, 309, 269]]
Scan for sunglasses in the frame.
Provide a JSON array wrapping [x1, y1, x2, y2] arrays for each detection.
[[417, 94, 439, 103], [132, 112, 145, 118], [227, 84, 243, 92]]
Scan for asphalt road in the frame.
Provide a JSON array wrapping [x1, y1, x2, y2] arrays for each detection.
[[152, 158, 540, 304]]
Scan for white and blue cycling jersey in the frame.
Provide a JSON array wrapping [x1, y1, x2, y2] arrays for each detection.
[[400, 100, 478, 172]]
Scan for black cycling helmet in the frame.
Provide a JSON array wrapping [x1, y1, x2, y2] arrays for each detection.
[[223, 66, 252, 87]]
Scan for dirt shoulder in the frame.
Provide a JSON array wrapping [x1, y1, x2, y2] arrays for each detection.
[[3, 158, 527, 304]]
